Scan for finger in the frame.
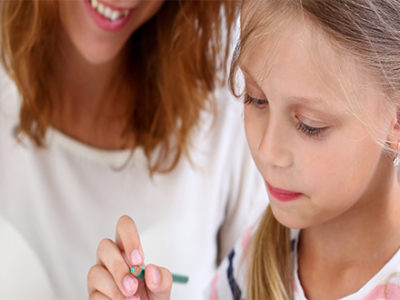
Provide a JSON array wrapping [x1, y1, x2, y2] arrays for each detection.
[[115, 215, 145, 266], [87, 264, 125, 300], [96, 238, 139, 297], [136, 279, 150, 299], [89, 291, 112, 300], [144, 264, 173, 300]]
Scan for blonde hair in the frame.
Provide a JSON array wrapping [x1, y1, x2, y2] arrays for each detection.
[[0, 1, 239, 173], [229, 0, 400, 298], [247, 206, 292, 299]]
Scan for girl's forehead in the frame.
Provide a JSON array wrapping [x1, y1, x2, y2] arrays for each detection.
[[239, 15, 371, 108]]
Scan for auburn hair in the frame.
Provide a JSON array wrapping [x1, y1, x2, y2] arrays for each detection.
[[0, 0, 239, 173]]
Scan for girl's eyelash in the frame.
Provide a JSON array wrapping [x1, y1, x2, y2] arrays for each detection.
[[245, 93, 326, 138], [296, 122, 325, 138], [244, 94, 268, 107]]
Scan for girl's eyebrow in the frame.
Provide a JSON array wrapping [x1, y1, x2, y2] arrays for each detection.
[[240, 67, 266, 93], [241, 67, 260, 84], [288, 94, 347, 124], [288, 96, 331, 108], [241, 67, 334, 107], [243, 71, 322, 101]]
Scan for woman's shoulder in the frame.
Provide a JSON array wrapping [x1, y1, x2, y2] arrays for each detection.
[[193, 85, 246, 155], [0, 64, 20, 120], [213, 85, 244, 126], [187, 83, 250, 175], [0, 64, 21, 164]]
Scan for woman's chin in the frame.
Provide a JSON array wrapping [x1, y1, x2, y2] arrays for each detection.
[[80, 48, 122, 65]]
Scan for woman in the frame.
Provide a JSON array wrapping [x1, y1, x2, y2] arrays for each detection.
[[0, 0, 266, 299]]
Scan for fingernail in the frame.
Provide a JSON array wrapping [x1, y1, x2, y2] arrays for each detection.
[[149, 265, 161, 285], [123, 275, 137, 294], [130, 249, 143, 265], [126, 296, 140, 300]]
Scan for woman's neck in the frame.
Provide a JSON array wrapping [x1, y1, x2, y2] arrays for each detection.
[[298, 158, 400, 299], [51, 29, 135, 150]]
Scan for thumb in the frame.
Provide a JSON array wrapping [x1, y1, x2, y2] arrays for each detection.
[[144, 264, 172, 300]]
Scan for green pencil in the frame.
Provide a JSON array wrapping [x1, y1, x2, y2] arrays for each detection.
[[130, 265, 189, 284]]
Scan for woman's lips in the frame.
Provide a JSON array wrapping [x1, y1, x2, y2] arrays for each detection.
[[84, 0, 134, 32], [265, 181, 303, 202]]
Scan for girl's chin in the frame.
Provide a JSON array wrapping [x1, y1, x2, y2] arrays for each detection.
[[270, 207, 311, 230]]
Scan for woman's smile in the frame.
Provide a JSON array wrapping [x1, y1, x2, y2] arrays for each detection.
[[85, 0, 135, 32]]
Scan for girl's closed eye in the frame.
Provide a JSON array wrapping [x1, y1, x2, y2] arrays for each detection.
[[245, 94, 268, 109], [296, 121, 326, 138], [295, 117, 327, 139]]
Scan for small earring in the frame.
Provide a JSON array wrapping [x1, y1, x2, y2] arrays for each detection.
[[394, 142, 400, 167]]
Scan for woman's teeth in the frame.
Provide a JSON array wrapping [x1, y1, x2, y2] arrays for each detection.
[[90, 0, 130, 21]]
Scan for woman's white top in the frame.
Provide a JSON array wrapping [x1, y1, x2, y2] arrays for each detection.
[[0, 68, 268, 300]]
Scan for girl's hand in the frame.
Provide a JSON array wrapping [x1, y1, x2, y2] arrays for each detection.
[[87, 215, 172, 300]]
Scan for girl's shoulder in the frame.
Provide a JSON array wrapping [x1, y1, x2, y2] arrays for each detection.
[[340, 248, 400, 300], [205, 224, 254, 300], [205, 222, 298, 300], [292, 234, 400, 300]]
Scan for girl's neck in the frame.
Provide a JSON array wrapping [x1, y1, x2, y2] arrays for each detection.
[[51, 28, 135, 150], [298, 158, 400, 299]]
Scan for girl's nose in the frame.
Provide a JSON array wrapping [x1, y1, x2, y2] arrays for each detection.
[[257, 119, 293, 169]]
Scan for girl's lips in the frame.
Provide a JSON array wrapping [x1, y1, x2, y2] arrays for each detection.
[[84, 0, 134, 32], [265, 181, 303, 202]]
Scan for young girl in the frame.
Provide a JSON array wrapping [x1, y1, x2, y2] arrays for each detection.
[[207, 0, 400, 299], [0, 1, 267, 299]]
